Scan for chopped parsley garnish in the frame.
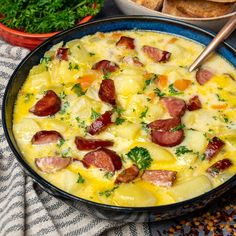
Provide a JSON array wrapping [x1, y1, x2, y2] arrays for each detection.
[[59, 91, 66, 100], [139, 106, 149, 119], [216, 94, 226, 102], [199, 153, 206, 161], [171, 124, 185, 132], [72, 83, 86, 97], [168, 84, 182, 96], [24, 93, 34, 103], [126, 146, 152, 170], [57, 138, 65, 148], [113, 106, 124, 116], [141, 122, 149, 133], [89, 52, 96, 56], [203, 133, 212, 141], [153, 88, 166, 98], [40, 56, 51, 64], [59, 101, 70, 114], [115, 117, 126, 125], [90, 108, 101, 121], [223, 115, 229, 123], [143, 74, 158, 90], [74, 64, 79, 70], [77, 173, 85, 184], [103, 172, 114, 179], [68, 62, 73, 70], [99, 186, 119, 198], [103, 72, 111, 80], [175, 146, 193, 157], [61, 147, 71, 157], [75, 116, 87, 130]]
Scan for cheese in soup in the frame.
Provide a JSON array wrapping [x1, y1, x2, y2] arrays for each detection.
[[13, 31, 236, 207]]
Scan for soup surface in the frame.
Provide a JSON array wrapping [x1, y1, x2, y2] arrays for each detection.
[[13, 31, 236, 207]]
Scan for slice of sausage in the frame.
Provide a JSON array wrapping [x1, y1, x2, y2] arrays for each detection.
[[161, 97, 186, 117], [35, 157, 71, 173], [187, 95, 202, 111], [115, 165, 139, 184], [98, 79, 116, 105], [151, 130, 184, 147], [32, 130, 63, 145], [142, 45, 171, 63], [196, 68, 214, 85], [92, 60, 119, 74], [116, 36, 135, 49], [30, 90, 61, 116], [148, 117, 181, 131], [56, 48, 69, 61], [75, 136, 113, 150], [141, 170, 177, 187], [87, 110, 113, 135], [207, 159, 232, 177], [205, 137, 225, 161], [82, 148, 122, 172]]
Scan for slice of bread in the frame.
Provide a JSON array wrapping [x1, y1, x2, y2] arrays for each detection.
[[132, 0, 164, 10], [162, 0, 235, 18]]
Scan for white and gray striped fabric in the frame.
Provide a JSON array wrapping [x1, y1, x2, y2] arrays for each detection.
[[0, 40, 151, 236]]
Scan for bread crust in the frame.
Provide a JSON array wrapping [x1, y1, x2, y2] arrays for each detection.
[[162, 0, 235, 18], [132, 0, 163, 10]]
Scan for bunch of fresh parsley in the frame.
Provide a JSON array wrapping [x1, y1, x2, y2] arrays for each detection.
[[0, 0, 103, 33]]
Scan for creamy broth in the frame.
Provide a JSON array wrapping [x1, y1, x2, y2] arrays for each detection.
[[13, 31, 236, 207]]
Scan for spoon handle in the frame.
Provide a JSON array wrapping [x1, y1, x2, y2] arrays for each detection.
[[189, 13, 236, 72]]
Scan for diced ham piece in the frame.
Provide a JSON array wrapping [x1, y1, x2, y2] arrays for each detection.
[[161, 97, 186, 117], [196, 68, 214, 85], [82, 148, 122, 172], [207, 159, 232, 177], [187, 95, 202, 111], [32, 130, 63, 145], [141, 170, 177, 187], [35, 157, 71, 173], [75, 136, 113, 150], [142, 45, 171, 63], [92, 60, 119, 75], [98, 79, 116, 105], [148, 117, 184, 147], [116, 36, 135, 49], [87, 110, 113, 135], [56, 48, 69, 61], [205, 137, 225, 161], [115, 165, 139, 184], [30, 90, 61, 116]]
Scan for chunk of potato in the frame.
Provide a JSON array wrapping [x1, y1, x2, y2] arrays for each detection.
[[113, 183, 157, 207], [168, 175, 212, 202], [185, 130, 207, 153], [112, 122, 140, 140]]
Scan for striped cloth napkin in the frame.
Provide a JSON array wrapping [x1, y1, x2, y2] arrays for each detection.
[[0, 40, 150, 236]]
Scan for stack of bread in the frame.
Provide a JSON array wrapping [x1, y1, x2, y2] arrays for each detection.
[[132, 0, 236, 18]]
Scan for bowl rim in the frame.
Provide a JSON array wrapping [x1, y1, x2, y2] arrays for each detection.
[[115, 0, 236, 21], [0, 15, 93, 38], [3, 15, 236, 212]]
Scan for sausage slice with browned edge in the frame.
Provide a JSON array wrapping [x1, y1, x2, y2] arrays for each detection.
[[56, 48, 69, 61], [196, 68, 214, 85], [87, 110, 113, 135], [98, 79, 116, 105], [207, 159, 232, 177], [35, 157, 71, 173], [30, 90, 61, 116], [116, 36, 135, 49], [148, 117, 184, 147], [141, 170, 177, 187], [161, 97, 186, 117], [75, 136, 113, 150], [32, 130, 63, 144], [187, 95, 202, 111], [82, 148, 122, 172], [142, 45, 171, 63], [92, 60, 119, 75], [115, 165, 139, 184], [205, 137, 225, 161]]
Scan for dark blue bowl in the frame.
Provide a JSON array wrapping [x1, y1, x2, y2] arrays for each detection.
[[2, 16, 236, 223]]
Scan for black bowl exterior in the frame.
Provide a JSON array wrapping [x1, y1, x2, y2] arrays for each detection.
[[2, 16, 236, 223]]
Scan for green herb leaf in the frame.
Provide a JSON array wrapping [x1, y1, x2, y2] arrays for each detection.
[[126, 147, 152, 170], [115, 117, 126, 125], [141, 122, 149, 133], [59, 101, 70, 115], [154, 88, 166, 98], [168, 84, 182, 96], [57, 138, 65, 148], [24, 93, 34, 103], [89, 52, 95, 56], [72, 83, 86, 97], [216, 94, 226, 102], [103, 172, 114, 179], [103, 72, 112, 80], [77, 172, 85, 184], [171, 124, 185, 132], [99, 186, 119, 198], [90, 108, 101, 121], [139, 106, 149, 119], [175, 146, 193, 157]]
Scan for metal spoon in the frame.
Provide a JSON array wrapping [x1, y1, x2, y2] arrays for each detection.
[[189, 13, 236, 73]]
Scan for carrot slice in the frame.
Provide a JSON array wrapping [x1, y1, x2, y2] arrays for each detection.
[[77, 74, 96, 90], [168, 38, 178, 44], [148, 92, 156, 103], [211, 104, 228, 110], [156, 75, 168, 89], [174, 79, 191, 91]]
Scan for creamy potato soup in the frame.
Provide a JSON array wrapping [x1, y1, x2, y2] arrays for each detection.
[[13, 31, 236, 207]]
